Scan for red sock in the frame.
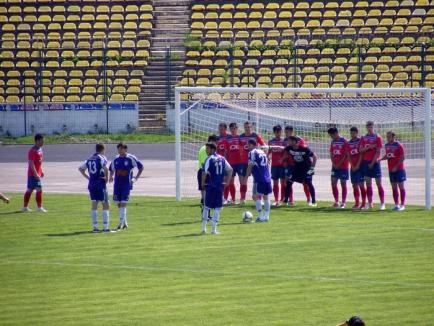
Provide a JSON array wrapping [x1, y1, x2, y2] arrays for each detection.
[[353, 185, 360, 206], [23, 190, 32, 207], [341, 183, 347, 204], [360, 184, 366, 207], [36, 190, 42, 208], [229, 183, 236, 201], [399, 187, 406, 206], [273, 182, 279, 202], [240, 184, 247, 200], [378, 184, 385, 204], [224, 186, 230, 200], [332, 185, 339, 203], [392, 187, 399, 205], [366, 185, 373, 204], [303, 183, 311, 201], [280, 180, 285, 202]]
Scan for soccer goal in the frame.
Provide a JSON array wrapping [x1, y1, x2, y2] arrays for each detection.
[[174, 87, 432, 209]]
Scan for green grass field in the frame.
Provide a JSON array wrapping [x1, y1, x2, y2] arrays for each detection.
[[0, 194, 433, 325]]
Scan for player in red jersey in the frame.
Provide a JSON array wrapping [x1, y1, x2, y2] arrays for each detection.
[[328, 127, 349, 208], [22, 133, 46, 212], [217, 122, 229, 157], [239, 121, 265, 204], [224, 122, 242, 204], [268, 125, 286, 206], [347, 127, 367, 209], [380, 131, 406, 211], [282, 125, 311, 205], [360, 121, 385, 210]]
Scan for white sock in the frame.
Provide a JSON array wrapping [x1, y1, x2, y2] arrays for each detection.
[[212, 208, 221, 233], [102, 210, 109, 230], [264, 197, 270, 219], [202, 207, 209, 232], [119, 207, 126, 224], [255, 200, 262, 216], [91, 210, 97, 228]]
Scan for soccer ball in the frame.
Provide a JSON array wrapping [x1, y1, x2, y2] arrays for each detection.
[[242, 211, 253, 223]]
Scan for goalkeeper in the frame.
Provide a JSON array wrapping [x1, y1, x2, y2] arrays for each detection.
[[284, 136, 318, 207]]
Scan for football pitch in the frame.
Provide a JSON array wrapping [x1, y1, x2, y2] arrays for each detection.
[[0, 194, 433, 325]]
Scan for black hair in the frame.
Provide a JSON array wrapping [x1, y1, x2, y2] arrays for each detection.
[[285, 125, 294, 131], [248, 138, 257, 146], [350, 126, 358, 133], [244, 121, 252, 126], [207, 134, 219, 142], [34, 133, 44, 141], [206, 142, 217, 151], [347, 316, 365, 326], [117, 142, 127, 149], [273, 125, 282, 133], [229, 122, 238, 128], [387, 130, 396, 137], [218, 122, 227, 129], [366, 120, 374, 127], [327, 127, 339, 135], [95, 143, 105, 153]]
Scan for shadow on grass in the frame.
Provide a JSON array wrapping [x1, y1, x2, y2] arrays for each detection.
[[170, 232, 203, 238], [161, 220, 198, 226], [0, 210, 23, 215], [46, 231, 94, 237]]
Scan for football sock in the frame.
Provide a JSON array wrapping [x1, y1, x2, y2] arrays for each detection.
[[201, 207, 209, 232], [264, 197, 270, 219], [280, 180, 286, 202], [399, 187, 406, 206], [284, 182, 293, 202], [223, 186, 229, 200], [366, 185, 373, 204], [91, 210, 98, 228], [229, 183, 236, 201], [303, 183, 311, 201], [119, 207, 126, 224], [341, 183, 347, 204], [332, 185, 339, 203], [212, 208, 221, 233], [378, 184, 385, 204], [392, 187, 399, 205], [353, 185, 360, 206], [240, 184, 247, 200], [360, 184, 367, 206], [35, 190, 42, 208], [23, 190, 32, 207], [255, 200, 262, 215], [307, 181, 316, 203], [102, 210, 110, 229], [273, 183, 279, 202]]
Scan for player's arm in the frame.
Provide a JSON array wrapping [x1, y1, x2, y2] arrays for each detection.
[[78, 162, 90, 180], [336, 143, 349, 168], [245, 152, 255, 178], [224, 161, 233, 185], [109, 162, 114, 183], [201, 158, 210, 191], [132, 159, 144, 183], [28, 160, 40, 179], [257, 134, 265, 146], [391, 145, 405, 172], [329, 146, 336, 169]]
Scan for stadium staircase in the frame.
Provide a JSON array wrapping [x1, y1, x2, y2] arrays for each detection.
[[139, 0, 190, 133]]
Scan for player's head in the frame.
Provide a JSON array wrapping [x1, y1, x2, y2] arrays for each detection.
[[285, 125, 294, 137], [244, 121, 253, 134], [34, 133, 44, 147], [350, 126, 359, 139], [205, 142, 217, 155], [273, 124, 282, 138], [218, 122, 227, 135], [337, 316, 365, 326], [386, 130, 396, 143], [207, 134, 219, 145], [327, 127, 339, 140], [229, 122, 238, 135], [117, 142, 128, 155], [287, 136, 299, 147], [366, 120, 375, 133], [95, 143, 105, 154], [247, 138, 257, 151]]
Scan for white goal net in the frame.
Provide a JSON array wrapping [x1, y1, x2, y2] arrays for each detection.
[[174, 87, 432, 209]]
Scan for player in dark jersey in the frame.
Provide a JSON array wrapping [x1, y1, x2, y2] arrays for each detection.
[[284, 136, 318, 207], [201, 143, 232, 234], [79, 143, 111, 233]]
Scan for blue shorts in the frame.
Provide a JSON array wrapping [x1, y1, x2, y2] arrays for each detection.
[[361, 160, 382, 179], [350, 169, 365, 184], [331, 168, 349, 181], [232, 163, 248, 177], [113, 183, 130, 203], [204, 186, 223, 209], [271, 166, 285, 180], [290, 169, 312, 183], [27, 176, 42, 189], [389, 170, 406, 183], [284, 166, 294, 178], [89, 186, 109, 202], [253, 181, 272, 196]]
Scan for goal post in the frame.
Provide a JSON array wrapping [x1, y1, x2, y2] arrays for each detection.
[[174, 87, 432, 209]]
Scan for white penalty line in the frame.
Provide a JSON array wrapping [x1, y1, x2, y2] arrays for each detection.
[[1, 260, 433, 289]]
